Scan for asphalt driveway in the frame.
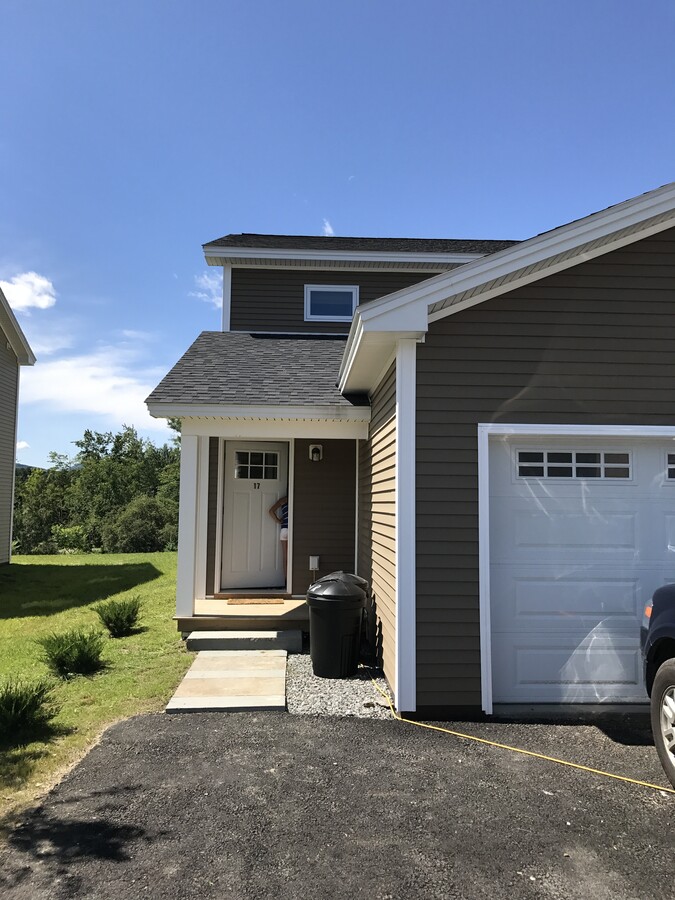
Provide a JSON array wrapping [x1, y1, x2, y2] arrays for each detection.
[[1, 710, 674, 900]]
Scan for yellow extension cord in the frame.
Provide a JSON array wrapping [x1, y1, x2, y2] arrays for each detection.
[[371, 679, 675, 796]]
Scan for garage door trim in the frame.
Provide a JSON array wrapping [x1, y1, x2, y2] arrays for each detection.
[[478, 423, 675, 715]]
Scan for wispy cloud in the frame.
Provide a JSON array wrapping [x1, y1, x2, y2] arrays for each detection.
[[120, 329, 155, 342], [190, 270, 223, 308], [20, 340, 169, 433], [0, 272, 57, 314], [322, 219, 335, 236], [27, 327, 75, 357], [16, 440, 29, 452]]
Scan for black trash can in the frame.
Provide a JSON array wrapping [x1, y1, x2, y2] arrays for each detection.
[[324, 571, 369, 594], [306, 575, 367, 678]]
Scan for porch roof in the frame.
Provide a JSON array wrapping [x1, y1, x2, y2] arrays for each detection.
[[146, 331, 358, 409]]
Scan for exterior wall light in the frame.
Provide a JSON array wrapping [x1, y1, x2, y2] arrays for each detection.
[[309, 444, 323, 462]]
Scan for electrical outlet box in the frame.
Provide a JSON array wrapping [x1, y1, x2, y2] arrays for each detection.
[[309, 555, 320, 570]]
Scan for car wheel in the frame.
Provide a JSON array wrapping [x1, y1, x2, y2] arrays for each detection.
[[650, 659, 675, 789]]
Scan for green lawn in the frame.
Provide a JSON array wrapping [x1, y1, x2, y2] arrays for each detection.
[[0, 552, 192, 823]]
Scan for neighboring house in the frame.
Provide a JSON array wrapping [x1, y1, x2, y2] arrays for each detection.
[[147, 182, 675, 715], [0, 287, 35, 564]]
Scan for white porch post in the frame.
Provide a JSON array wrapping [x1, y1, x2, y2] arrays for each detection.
[[194, 437, 211, 602], [176, 434, 200, 617], [395, 339, 417, 712]]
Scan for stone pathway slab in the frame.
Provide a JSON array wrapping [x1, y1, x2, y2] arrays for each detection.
[[166, 649, 287, 713]]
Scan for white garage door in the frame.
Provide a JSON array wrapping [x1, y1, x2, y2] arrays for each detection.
[[489, 437, 675, 704]]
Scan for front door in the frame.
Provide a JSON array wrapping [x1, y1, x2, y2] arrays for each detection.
[[221, 441, 288, 590]]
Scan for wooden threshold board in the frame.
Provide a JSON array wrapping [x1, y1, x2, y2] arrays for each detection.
[[226, 598, 284, 606], [214, 592, 291, 600]]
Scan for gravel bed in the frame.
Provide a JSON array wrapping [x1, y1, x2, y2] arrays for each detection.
[[286, 652, 393, 718]]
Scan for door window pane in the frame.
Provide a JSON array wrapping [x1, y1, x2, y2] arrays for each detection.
[[233, 450, 280, 480]]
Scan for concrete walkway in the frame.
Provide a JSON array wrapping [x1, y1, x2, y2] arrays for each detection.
[[165, 649, 287, 712]]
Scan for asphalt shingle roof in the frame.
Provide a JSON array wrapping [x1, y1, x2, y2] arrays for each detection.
[[146, 332, 355, 407], [204, 233, 518, 255]]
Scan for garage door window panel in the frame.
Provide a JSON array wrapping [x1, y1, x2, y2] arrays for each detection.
[[667, 454, 675, 480], [516, 449, 631, 481]]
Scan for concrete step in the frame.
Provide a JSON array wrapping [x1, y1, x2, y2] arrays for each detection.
[[166, 649, 287, 713], [185, 630, 303, 653]]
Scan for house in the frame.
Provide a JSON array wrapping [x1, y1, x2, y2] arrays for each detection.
[[147, 181, 675, 715], [0, 286, 35, 564]]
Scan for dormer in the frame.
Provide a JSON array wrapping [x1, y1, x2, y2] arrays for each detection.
[[202, 233, 517, 334]]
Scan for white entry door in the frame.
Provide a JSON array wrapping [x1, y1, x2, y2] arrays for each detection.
[[489, 438, 675, 704], [221, 442, 288, 590]]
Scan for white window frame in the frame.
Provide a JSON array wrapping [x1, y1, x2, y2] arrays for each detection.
[[304, 284, 359, 322]]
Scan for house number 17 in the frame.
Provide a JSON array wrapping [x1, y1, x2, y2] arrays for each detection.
[[253, 482, 261, 489]]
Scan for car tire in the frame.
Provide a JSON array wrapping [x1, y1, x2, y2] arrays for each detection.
[[650, 658, 675, 789]]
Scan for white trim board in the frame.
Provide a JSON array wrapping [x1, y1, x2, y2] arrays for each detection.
[[338, 182, 675, 393], [175, 416, 369, 441], [203, 245, 485, 266], [176, 435, 200, 617], [395, 339, 417, 712], [194, 437, 210, 601], [477, 422, 675, 715], [213, 437, 225, 595], [287, 439, 295, 595], [210, 262, 453, 274], [360, 182, 675, 328], [149, 402, 371, 425], [0, 288, 36, 366], [221, 265, 232, 331]]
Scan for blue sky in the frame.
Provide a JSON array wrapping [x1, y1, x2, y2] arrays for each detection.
[[2, 0, 674, 467]]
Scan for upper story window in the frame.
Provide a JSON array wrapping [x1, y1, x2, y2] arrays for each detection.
[[304, 284, 359, 322]]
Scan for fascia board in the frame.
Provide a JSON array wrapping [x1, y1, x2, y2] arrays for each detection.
[[338, 300, 427, 393], [147, 402, 371, 421], [0, 292, 36, 365], [337, 312, 364, 392], [202, 245, 484, 266], [427, 212, 675, 324], [338, 329, 425, 394], [356, 181, 675, 323], [359, 296, 429, 333]]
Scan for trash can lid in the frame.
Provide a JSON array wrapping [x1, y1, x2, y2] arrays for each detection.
[[306, 577, 367, 606], [325, 571, 369, 589]]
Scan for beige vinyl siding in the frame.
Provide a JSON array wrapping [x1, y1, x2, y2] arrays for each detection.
[[291, 439, 356, 595], [415, 226, 675, 709], [0, 329, 18, 564], [358, 362, 397, 687], [230, 269, 439, 333]]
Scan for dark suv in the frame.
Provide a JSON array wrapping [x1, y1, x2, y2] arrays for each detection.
[[641, 584, 675, 788]]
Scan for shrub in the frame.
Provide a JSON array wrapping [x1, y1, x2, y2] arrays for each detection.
[[101, 495, 169, 553], [160, 521, 178, 551], [38, 628, 106, 678], [0, 678, 59, 742], [32, 540, 57, 555], [51, 523, 88, 552], [95, 595, 142, 637]]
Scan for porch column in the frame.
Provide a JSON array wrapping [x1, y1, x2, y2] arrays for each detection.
[[176, 434, 199, 617]]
